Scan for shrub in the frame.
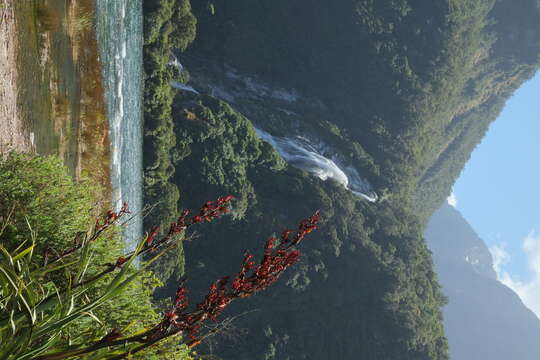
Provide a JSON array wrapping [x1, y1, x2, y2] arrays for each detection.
[[0, 153, 96, 259], [0, 154, 191, 359]]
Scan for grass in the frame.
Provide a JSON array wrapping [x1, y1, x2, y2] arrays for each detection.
[[66, 3, 94, 58], [14, 1, 57, 154], [71, 0, 110, 197], [68, 11, 93, 34]]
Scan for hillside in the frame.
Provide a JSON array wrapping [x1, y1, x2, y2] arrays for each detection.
[[159, 96, 447, 359], [188, 0, 540, 218], [141, 0, 540, 359], [426, 203, 540, 360]]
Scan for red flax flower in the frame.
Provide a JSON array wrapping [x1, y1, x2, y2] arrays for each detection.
[[112, 196, 235, 264], [114, 256, 127, 268], [159, 196, 233, 244], [33, 201, 318, 360], [145, 226, 160, 246], [149, 210, 320, 342]]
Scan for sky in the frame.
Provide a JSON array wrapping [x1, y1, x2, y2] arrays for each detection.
[[451, 70, 540, 317]]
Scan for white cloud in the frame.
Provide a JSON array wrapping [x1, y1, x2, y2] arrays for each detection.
[[490, 243, 510, 276], [491, 232, 540, 319], [447, 192, 458, 208]]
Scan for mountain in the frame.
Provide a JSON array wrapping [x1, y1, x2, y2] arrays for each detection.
[[165, 95, 448, 359], [426, 203, 540, 360], [140, 0, 540, 359], [188, 0, 540, 220]]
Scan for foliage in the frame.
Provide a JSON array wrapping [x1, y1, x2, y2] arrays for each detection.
[[86, 209, 320, 358], [0, 154, 190, 359], [0, 153, 96, 259], [0, 185, 316, 358], [142, 0, 197, 281], [144, 0, 540, 359], [156, 96, 449, 360], [0, 200, 198, 359], [172, 95, 286, 219], [188, 0, 540, 219]]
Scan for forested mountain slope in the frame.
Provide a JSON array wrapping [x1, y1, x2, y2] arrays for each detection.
[[141, 0, 540, 359], [164, 96, 447, 359], [427, 204, 540, 360], [188, 0, 540, 219]]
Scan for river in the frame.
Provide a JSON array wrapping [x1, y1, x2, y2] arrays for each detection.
[[96, 0, 143, 251]]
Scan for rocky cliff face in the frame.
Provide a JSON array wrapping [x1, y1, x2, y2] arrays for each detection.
[[426, 203, 540, 360]]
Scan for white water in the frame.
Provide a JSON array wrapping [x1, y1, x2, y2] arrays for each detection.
[[255, 128, 378, 202], [168, 53, 184, 73], [177, 63, 376, 202], [97, 0, 143, 252], [171, 81, 199, 94], [168, 54, 200, 94]]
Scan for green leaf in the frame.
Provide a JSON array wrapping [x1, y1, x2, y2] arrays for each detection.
[[12, 245, 35, 262]]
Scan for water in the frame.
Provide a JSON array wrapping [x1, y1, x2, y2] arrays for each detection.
[[255, 128, 377, 202], [174, 59, 376, 202], [96, 0, 143, 251], [171, 81, 199, 94], [169, 53, 184, 73]]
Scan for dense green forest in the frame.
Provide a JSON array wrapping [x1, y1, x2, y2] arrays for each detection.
[[162, 97, 448, 359], [188, 0, 540, 219], [142, 0, 196, 280], [142, 0, 540, 359]]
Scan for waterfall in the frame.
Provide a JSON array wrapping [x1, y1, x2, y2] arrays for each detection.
[[255, 128, 377, 202], [171, 81, 199, 94], [168, 52, 184, 73]]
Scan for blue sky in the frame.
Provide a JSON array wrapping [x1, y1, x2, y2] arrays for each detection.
[[452, 70, 540, 316]]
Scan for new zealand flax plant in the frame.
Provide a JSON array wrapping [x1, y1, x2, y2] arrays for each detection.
[[0, 189, 320, 359]]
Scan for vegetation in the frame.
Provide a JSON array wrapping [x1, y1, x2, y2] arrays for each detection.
[[14, 0, 112, 192], [153, 96, 449, 359], [0, 154, 96, 256], [0, 154, 194, 359], [139, 0, 540, 359], [0, 154, 320, 359], [188, 0, 540, 220], [142, 0, 197, 281], [67, 12, 93, 36]]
